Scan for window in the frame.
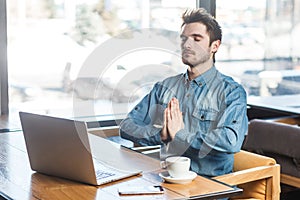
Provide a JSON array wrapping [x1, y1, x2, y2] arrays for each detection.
[[216, 0, 300, 110], [3, 0, 300, 122], [5, 0, 195, 120]]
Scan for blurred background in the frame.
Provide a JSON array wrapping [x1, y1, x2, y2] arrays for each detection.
[[3, 0, 300, 118]]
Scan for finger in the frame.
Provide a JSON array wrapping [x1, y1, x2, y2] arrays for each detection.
[[168, 99, 172, 109], [161, 112, 168, 141], [171, 100, 177, 119], [167, 107, 171, 121], [164, 108, 168, 124], [174, 98, 181, 110], [171, 99, 180, 118]]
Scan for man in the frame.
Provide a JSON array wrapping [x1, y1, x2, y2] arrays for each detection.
[[119, 8, 248, 177]]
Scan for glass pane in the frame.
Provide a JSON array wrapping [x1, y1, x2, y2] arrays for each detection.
[[7, 0, 195, 120], [216, 0, 300, 110]]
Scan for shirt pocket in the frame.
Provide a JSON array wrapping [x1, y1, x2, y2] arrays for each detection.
[[192, 109, 218, 132]]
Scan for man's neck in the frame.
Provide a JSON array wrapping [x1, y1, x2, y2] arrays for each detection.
[[187, 60, 214, 81]]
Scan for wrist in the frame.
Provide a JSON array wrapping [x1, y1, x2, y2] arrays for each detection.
[[162, 135, 172, 144]]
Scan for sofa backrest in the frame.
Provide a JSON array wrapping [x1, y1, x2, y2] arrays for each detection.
[[243, 119, 300, 178]]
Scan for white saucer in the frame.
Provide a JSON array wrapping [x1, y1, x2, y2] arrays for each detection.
[[159, 171, 197, 184]]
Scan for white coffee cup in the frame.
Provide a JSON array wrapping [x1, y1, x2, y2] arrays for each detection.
[[161, 156, 191, 178]]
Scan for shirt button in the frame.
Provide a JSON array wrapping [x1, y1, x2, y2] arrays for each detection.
[[186, 94, 190, 97], [200, 115, 205, 120], [199, 82, 203, 86]]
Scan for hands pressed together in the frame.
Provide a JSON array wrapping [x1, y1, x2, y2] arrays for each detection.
[[161, 97, 185, 142]]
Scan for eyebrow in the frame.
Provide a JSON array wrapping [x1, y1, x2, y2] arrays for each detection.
[[180, 33, 204, 38], [191, 33, 204, 38]]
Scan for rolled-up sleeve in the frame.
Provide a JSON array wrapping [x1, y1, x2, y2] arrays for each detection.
[[119, 83, 165, 146]]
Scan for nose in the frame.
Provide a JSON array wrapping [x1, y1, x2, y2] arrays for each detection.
[[182, 37, 192, 49]]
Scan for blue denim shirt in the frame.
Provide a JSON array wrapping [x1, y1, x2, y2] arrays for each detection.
[[120, 66, 248, 177]]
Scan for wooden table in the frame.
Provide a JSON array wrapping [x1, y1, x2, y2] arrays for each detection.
[[0, 131, 241, 200]]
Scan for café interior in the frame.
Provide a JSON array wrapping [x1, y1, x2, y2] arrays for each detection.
[[1, 0, 300, 199]]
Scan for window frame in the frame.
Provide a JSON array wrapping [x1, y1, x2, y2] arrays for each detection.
[[0, 0, 8, 115], [198, 0, 216, 17]]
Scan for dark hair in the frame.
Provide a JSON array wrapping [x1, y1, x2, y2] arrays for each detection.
[[182, 8, 222, 46]]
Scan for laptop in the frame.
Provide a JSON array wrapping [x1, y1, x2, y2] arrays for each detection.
[[19, 112, 142, 186]]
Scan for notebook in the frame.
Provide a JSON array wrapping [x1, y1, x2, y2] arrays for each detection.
[[19, 112, 142, 186]]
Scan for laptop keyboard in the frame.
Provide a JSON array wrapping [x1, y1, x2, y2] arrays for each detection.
[[93, 159, 117, 180], [95, 170, 115, 179]]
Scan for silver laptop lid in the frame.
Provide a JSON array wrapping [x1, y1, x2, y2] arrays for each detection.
[[19, 112, 99, 185]]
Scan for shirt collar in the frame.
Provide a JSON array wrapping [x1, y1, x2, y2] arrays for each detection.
[[184, 66, 217, 87]]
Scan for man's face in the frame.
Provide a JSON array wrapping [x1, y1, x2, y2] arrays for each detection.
[[180, 22, 213, 67]]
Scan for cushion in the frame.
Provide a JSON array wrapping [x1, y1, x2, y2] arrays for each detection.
[[243, 119, 300, 178]]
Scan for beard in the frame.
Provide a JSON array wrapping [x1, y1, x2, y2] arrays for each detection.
[[181, 49, 211, 68]]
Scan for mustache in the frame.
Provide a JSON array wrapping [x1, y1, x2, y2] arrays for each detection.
[[182, 50, 195, 55]]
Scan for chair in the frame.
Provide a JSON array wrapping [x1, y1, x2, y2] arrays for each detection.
[[243, 119, 300, 188], [213, 150, 280, 200]]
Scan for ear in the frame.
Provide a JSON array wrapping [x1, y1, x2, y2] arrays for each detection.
[[211, 40, 221, 53]]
